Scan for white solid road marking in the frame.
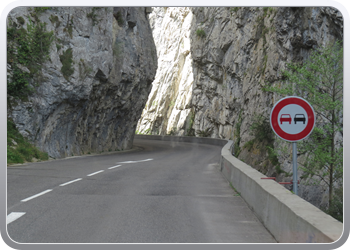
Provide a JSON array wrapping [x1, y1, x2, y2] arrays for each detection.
[[108, 165, 122, 169], [117, 158, 153, 164], [7, 212, 26, 225], [21, 189, 52, 202], [59, 178, 82, 186], [87, 170, 104, 176]]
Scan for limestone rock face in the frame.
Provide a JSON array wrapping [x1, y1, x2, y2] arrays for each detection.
[[137, 7, 343, 208], [136, 7, 194, 136], [189, 7, 342, 140], [7, 7, 157, 158]]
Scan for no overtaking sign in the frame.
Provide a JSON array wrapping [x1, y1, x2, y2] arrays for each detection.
[[270, 96, 315, 142], [269, 96, 315, 195]]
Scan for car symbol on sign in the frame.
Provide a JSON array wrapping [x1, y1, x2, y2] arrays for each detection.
[[280, 114, 292, 124], [294, 114, 306, 124]]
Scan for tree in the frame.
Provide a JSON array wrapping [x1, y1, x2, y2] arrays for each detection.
[[263, 41, 343, 220]]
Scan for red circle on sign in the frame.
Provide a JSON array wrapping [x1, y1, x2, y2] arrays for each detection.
[[270, 96, 315, 141]]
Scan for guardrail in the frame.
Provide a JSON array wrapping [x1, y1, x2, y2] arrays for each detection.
[[134, 135, 343, 243]]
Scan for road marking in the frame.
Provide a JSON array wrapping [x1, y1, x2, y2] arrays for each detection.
[[87, 170, 104, 176], [21, 189, 52, 202], [117, 158, 153, 164], [59, 178, 82, 186], [7, 212, 25, 225], [108, 165, 121, 169]]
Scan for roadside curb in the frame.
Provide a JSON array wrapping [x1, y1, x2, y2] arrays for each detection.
[[7, 146, 143, 167]]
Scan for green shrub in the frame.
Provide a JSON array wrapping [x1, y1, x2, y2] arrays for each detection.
[[49, 15, 61, 28], [248, 114, 284, 173], [196, 29, 206, 38], [196, 127, 212, 137], [249, 114, 272, 142], [234, 110, 243, 156], [7, 18, 54, 97], [186, 111, 196, 136], [115, 11, 124, 26], [324, 187, 343, 222], [16, 16, 25, 25], [7, 65, 32, 97], [59, 48, 74, 80]]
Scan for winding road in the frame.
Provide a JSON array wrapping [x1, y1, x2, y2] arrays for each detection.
[[6, 137, 276, 243]]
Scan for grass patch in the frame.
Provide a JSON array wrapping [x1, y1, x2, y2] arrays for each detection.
[[229, 182, 241, 196], [113, 40, 124, 57], [186, 111, 196, 136], [62, 15, 74, 39], [232, 7, 239, 12], [196, 29, 206, 38], [243, 140, 254, 152], [78, 59, 92, 81], [7, 119, 48, 164], [87, 7, 102, 26]]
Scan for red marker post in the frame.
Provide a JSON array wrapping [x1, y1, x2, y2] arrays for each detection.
[[270, 96, 315, 195]]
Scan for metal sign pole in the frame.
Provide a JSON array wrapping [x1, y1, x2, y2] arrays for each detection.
[[292, 142, 298, 195]]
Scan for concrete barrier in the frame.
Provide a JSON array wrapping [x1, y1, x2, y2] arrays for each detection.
[[220, 140, 343, 243], [134, 134, 227, 146], [134, 135, 343, 243]]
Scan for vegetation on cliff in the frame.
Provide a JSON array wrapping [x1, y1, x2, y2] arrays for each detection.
[[7, 10, 54, 98], [264, 41, 343, 221], [7, 120, 49, 164], [7, 8, 54, 164]]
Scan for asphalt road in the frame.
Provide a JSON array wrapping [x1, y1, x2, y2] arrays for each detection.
[[6, 138, 276, 243]]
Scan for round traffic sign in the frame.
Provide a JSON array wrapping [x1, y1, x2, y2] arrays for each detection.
[[270, 96, 315, 142]]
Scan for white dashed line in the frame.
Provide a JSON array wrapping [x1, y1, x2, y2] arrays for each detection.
[[117, 158, 153, 164], [59, 178, 82, 186], [108, 165, 122, 169], [21, 189, 52, 202], [7, 212, 26, 224], [87, 170, 104, 176], [17, 160, 153, 204]]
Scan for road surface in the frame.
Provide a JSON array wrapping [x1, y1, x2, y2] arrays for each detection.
[[6, 137, 276, 243]]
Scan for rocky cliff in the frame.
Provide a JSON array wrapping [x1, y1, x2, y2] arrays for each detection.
[[136, 7, 343, 208], [136, 7, 194, 136], [7, 7, 157, 159]]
